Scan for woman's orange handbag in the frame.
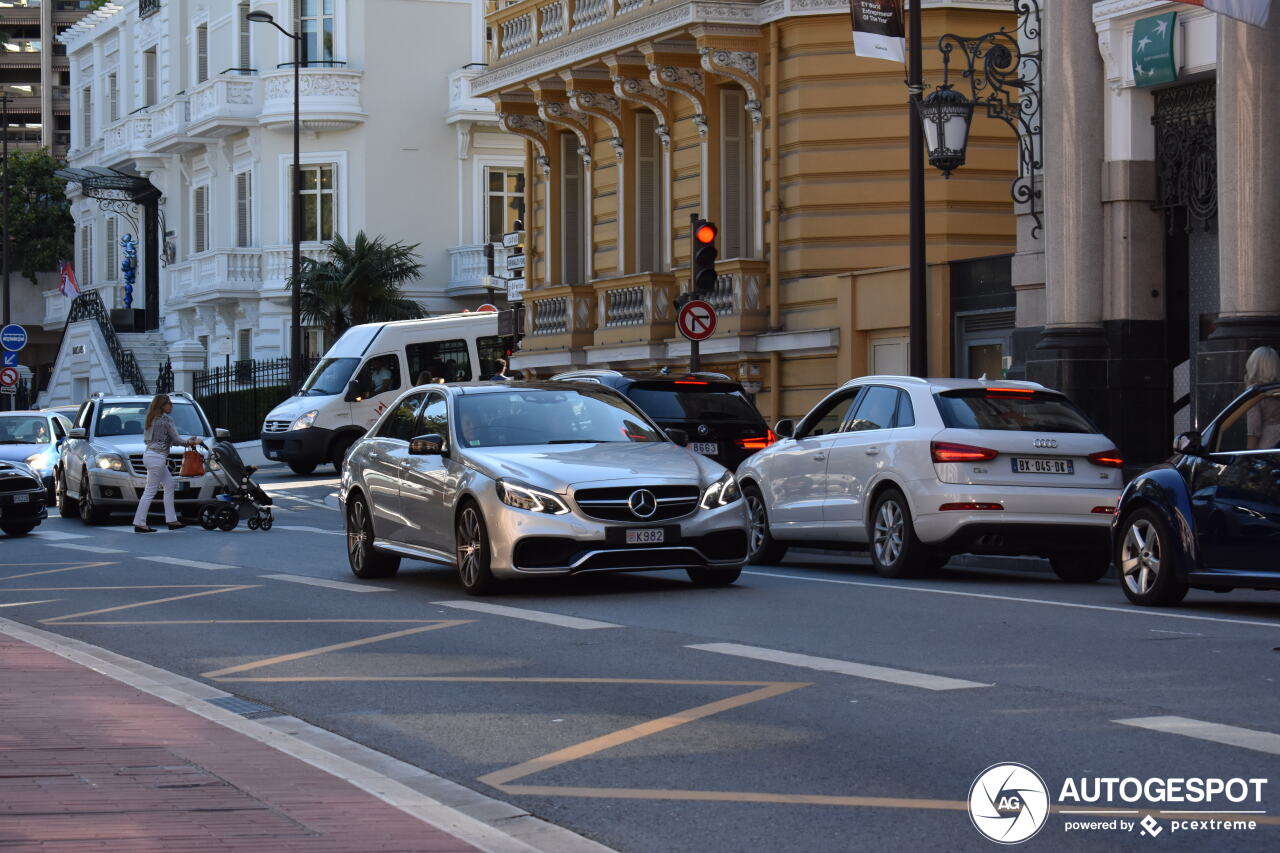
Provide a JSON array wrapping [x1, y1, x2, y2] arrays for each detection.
[[179, 449, 205, 478]]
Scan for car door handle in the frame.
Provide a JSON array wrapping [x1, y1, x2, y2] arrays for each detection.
[[865, 446, 880, 456], [812, 453, 827, 461]]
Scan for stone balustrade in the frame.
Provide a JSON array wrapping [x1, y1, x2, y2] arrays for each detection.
[[489, 0, 656, 59], [260, 68, 366, 133], [593, 272, 676, 347], [188, 75, 263, 137]]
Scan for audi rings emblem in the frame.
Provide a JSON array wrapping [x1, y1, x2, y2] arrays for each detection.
[[1033, 438, 1059, 449], [628, 489, 658, 519]]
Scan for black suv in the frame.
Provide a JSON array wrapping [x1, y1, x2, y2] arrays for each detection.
[[551, 370, 774, 470]]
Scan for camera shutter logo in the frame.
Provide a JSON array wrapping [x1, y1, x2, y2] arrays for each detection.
[[969, 763, 1050, 844]]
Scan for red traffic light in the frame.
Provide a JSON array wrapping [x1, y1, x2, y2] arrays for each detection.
[[694, 222, 718, 244]]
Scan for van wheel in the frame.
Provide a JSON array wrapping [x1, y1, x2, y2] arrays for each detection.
[[287, 461, 317, 476], [331, 436, 357, 473], [868, 488, 930, 579]]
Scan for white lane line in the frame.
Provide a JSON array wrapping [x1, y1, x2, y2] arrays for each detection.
[[261, 573, 391, 593], [48, 543, 126, 554], [744, 570, 1280, 630], [276, 524, 345, 536], [433, 600, 623, 630], [29, 530, 89, 541], [0, 600, 60, 608], [687, 642, 990, 691], [259, 478, 339, 492], [139, 556, 235, 571], [1115, 716, 1280, 757]]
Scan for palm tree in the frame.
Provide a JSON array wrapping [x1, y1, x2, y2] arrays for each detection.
[[294, 231, 426, 341]]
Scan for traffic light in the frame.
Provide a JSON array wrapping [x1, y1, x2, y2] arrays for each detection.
[[691, 219, 718, 293]]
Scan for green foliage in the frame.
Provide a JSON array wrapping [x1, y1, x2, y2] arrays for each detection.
[[2, 149, 74, 286], [294, 231, 426, 338]]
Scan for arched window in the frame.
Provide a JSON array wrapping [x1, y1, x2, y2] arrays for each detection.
[[635, 111, 665, 272], [720, 88, 754, 259]]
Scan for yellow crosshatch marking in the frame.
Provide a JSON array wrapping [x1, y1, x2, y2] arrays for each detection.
[[0, 562, 111, 582], [41, 586, 260, 623]]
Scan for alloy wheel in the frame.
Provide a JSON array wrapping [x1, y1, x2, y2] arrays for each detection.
[[746, 493, 768, 558], [456, 507, 483, 589], [347, 498, 368, 574], [1121, 517, 1162, 596], [873, 499, 905, 567]]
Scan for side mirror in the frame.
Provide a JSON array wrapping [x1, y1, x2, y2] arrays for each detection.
[[666, 428, 690, 447], [214, 428, 231, 441], [409, 433, 444, 456], [773, 419, 796, 439], [68, 427, 86, 440], [344, 379, 363, 403], [1174, 430, 1206, 457]]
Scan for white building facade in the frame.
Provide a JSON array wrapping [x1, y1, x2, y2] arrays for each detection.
[[43, 0, 522, 404]]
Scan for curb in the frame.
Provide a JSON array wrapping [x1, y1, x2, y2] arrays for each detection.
[[0, 617, 617, 853]]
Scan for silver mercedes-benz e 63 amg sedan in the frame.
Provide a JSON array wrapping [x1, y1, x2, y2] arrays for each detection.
[[340, 381, 750, 594]]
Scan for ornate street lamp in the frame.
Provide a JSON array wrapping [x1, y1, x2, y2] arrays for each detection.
[[915, 84, 973, 177]]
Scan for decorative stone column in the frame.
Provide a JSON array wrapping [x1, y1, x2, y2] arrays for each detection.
[[169, 339, 206, 396], [1198, 12, 1280, 418], [1027, 0, 1109, 427]]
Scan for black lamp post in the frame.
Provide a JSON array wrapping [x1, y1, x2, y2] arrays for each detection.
[[247, 10, 304, 386]]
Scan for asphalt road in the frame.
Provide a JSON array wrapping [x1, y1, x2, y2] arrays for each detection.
[[2, 465, 1278, 852]]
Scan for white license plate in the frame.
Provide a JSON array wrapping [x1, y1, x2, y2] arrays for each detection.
[[689, 442, 719, 456], [625, 528, 665, 545], [13, 494, 28, 503], [1012, 457, 1074, 475], [177, 481, 188, 491]]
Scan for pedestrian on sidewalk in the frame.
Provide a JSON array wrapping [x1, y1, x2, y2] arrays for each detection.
[[489, 358, 512, 381], [133, 394, 201, 533], [1244, 346, 1280, 450]]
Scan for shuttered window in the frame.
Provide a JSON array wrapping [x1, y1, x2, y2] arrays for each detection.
[[80, 225, 93, 288], [721, 89, 753, 259], [105, 218, 118, 281], [635, 112, 663, 272], [108, 73, 119, 122], [238, 328, 253, 362], [81, 86, 92, 143], [144, 49, 157, 106], [235, 171, 253, 247], [238, 3, 252, 70], [193, 186, 208, 254], [561, 133, 583, 286], [196, 25, 209, 83]]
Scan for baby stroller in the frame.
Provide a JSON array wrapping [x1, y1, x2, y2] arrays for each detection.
[[197, 441, 274, 532]]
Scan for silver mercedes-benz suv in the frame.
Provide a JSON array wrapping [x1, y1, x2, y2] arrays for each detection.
[[340, 382, 750, 594]]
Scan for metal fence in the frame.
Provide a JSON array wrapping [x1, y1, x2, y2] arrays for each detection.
[[193, 357, 319, 441]]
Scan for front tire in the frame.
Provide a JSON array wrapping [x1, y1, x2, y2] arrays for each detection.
[[743, 485, 788, 565], [346, 493, 400, 579], [1050, 553, 1110, 583], [331, 436, 357, 473], [455, 501, 500, 595], [868, 488, 931, 579], [56, 470, 78, 518], [1118, 508, 1188, 606], [287, 460, 317, 476], [78, 471, 108, 525], [2, 523, 37, 537], [687, 567, 742, 587]]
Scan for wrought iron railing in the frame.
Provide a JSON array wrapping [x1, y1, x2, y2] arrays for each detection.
[[156, 360, 174, 394], [193, 356, 320, 441], [65, 290, 149, 395]]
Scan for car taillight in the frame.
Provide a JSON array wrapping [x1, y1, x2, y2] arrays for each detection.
[[931, 441, 999, 463], [1088, 450, 1124, 468], [1092, 506, 1117, 515], [674, 380, 708, 385], [737, 430, 777, 451], [939, 502, 1004, 511]]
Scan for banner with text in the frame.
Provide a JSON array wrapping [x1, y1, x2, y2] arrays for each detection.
[[1176, 0, 1271, 26], [850, 0, 906, 63]]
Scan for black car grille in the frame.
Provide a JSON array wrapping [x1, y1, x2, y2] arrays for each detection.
[[128, 453, 184, 476], [573, 484, 700, 522], [0, 475, 39, 493]]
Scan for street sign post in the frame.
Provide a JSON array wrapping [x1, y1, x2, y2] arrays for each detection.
[[677, 299, 716, 373], [505, 277, 526, 302], [0, 323, 26, 352], [502, 230, 524, 249], [0, 366, 18, 387], [505, 253, 526, 272], [2, 351, 15, 367]]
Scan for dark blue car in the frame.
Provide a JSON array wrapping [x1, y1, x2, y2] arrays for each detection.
[[1113, 382, 1280, 606]]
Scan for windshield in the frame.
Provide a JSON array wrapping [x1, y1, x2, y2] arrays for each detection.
[[455, 388, 664, 448], [935, 390, 1097, 434], [300, 357, 359, 397], [626, 384, 762, 422], [97, 402, 210, 437], [0, 416, 51, 445]]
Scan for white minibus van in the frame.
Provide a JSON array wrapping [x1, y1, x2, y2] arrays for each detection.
[[260, 312, 504, 474]]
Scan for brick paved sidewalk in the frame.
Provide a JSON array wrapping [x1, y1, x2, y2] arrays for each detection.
[[0, 635, 477, 852]]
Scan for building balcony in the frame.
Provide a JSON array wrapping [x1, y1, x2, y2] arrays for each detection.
[[168, 249, 263, 305], [445, 66, 498, 126], [187, 74, 263, 138], [43, 283, 127, 330], [144, 96, 205, 154], [101, 112, 152, 165], [262, 245, 332, 294], [260, 67, 365, 133], [448, 244, 505, 298], [703, 259, 769, 337], [592, 271, 676, 350], [519, 284, 596, 358]]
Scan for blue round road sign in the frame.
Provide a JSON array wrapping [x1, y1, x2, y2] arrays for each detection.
[[0, 324, 27, 352]]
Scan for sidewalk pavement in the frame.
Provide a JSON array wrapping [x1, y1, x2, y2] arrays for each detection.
[[0, 621, 612, 853]]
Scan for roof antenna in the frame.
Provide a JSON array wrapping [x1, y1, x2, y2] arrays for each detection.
[[978, 373, 987, 381]]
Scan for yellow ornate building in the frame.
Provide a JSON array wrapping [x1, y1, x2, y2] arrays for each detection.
[[472, 0, 1018, 421]]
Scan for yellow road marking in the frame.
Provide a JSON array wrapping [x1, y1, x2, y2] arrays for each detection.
[[478, 682, 805, 787], [42, 585, 259, 623], [3, 585, 228, 591], [498, 785, 970, 810], [57, 619, 450, 625], [214, 677, 796, 686], [200, 621, 472, 678], [0, 562, 110, 581]]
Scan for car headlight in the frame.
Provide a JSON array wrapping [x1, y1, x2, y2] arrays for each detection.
[[290, 410, 320, 431], [25, 451, 53, 474], [700, 471, 742, 509], [95, 452, 126, 471], [496, 479, 570, 515]]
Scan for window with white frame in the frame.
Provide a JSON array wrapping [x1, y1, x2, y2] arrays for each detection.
[[80, 85, 91, 144], [300, 164, 336, 241], [193, 185, 209, 254], [235, 171, 253, 247], [195, 24, 209, 83], [79, 224, 93, 288], [635, 111, 664, 272], [107, 72, 118, 122], [560, 133, 584, 286], [486, 166, 524, 244], [105, 217, 118, 281], [238, 3, 252, 71], [143, 48, 157, 106], [720, 88, 754, 259], [297, 0, 335, 64]]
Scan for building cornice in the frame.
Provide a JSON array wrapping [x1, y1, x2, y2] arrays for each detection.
[[58, 1, 126, 52], [1092, 0, 1180, 24]]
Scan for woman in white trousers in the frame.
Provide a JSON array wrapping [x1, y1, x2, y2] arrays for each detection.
[[133, 394, 200, 533]]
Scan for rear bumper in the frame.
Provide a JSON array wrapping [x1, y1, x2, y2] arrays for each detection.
[[260, 426, 333, 465], [936, 522, 1111, 558]]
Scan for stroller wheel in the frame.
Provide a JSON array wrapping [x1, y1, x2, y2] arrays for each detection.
[[247, 517, 261, 531], [216, 505, 238, 532], [199, 506, 219, 531], [259, 518, 273, 531]]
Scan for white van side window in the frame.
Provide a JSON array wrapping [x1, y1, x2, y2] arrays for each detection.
[[355, 354, 402, 398], [408, 339, 471, 384]]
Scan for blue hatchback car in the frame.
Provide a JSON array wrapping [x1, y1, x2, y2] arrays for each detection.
[[1113, 382, 1280, 606]]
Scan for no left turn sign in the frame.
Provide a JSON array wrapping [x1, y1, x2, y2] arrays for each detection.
[[677, 300, 716, 342], [0, 367, 17, 387]]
